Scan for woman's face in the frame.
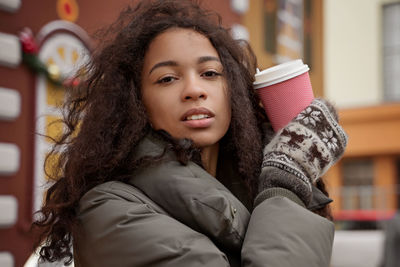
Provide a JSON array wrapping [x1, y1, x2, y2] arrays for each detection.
[[141, 28, 231, 148]]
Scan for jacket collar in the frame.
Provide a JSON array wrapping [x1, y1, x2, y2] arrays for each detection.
[[129, 133, 250, 252]]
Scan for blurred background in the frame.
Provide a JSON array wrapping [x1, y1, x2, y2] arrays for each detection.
[[0, 0, 399, 266]]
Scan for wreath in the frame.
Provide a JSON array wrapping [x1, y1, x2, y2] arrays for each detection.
[[19, 27, 80, 88]]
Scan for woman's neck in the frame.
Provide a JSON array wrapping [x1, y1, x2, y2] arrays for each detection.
[[201, 143, 219, 177]]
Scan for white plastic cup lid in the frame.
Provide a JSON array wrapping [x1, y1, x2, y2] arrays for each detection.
[[253, 59, 310, 89]]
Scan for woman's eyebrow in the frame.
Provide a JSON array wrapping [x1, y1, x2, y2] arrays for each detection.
[[197, 56, 220, 64], [149, 60, 178, 74], [149, 56, 220, 74]]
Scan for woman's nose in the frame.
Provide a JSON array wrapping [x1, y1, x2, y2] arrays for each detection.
[[181, 75, 207, 101]]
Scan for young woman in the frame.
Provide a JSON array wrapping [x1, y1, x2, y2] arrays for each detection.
[[33, 1, 347, 266]]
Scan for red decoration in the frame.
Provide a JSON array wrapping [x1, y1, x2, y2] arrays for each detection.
[[19, 28, 38, 54], [64, 3, 71, 15], [57, 0, 79, 22]]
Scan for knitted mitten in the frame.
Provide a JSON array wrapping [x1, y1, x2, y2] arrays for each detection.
[[256, 98, 348, 206]]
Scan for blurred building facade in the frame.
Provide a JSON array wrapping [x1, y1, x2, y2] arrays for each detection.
[[0, 0, 242, 265], [0, 0, 399, 266], [322, 0, 400, 220], [243, 0, 400, 220]]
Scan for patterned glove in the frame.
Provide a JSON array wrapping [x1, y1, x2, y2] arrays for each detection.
[[256, 98, 348, 206]]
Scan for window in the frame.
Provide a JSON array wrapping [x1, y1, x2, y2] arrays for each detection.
[[342, 159, 374, 210], [396, 158, 400, 208], [383, 3, 400, 102], [263, 0, 312, 64]]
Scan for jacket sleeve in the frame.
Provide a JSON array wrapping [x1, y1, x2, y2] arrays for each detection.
[[241, 196, 334, 267], [74, 182, 230, 267]]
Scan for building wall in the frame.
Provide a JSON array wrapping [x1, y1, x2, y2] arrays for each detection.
[[323, 0, 400, 217], [0, 1, 242, 266], [242, 0, 400, 219], [324, 0, 400, 108]]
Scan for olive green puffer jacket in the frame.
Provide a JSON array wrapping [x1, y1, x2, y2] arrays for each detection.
[[74, 134, 334, 267]]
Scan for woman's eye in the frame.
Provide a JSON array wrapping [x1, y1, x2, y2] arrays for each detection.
[[156, 76, 176, 84], [202, 71, 221, 78]]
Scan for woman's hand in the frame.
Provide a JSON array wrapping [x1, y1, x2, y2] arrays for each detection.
[[256, 98, 348, 206]]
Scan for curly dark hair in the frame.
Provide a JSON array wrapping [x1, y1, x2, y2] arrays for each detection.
[[32, 0, 332, 264], [32, 0, 266, 264]]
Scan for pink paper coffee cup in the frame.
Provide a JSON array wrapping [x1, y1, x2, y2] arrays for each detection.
[[253, 59, 314, 132]]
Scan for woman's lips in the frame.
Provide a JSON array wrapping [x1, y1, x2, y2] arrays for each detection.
[[182, 117, 214, 128], [181, 107, 215, 128]]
